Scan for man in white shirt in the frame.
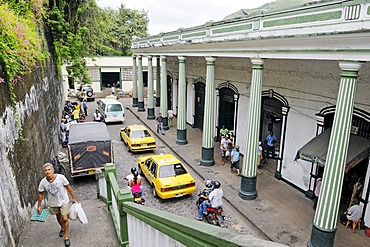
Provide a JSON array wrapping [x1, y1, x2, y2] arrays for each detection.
[[197, 181, 223, 220], [167, 109, 174, 127]]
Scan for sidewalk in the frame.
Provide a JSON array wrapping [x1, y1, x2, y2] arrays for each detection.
[[17, 199, 118, 247], [124, 99, 369, 247]]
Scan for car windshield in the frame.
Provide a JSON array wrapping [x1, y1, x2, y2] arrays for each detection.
[[107, 104, 122, 112], [158, 163, 187, 178], [131, 130, 151, 138]]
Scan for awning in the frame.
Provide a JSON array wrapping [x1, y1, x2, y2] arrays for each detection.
[[295, 128, 370, 171]]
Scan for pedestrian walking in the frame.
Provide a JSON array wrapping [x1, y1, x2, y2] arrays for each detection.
[[168, 109, 174, 127], [220, 135, 232, 166], [82, 99, 88, 116], [156, 112, 164, 135], [93, 110, 102, 122], [230, 145, 241, 176], [266, 131, 277, 159], [37, 163, 77, 247]]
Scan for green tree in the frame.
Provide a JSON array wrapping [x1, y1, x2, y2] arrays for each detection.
[[106, 4, 149, 56]]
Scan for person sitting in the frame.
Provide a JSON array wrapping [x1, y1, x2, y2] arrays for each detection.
[[130, 171, 143, 197], [197, 181, 223, 221], [125, 167, 142, 186], [340, 199, 361, 224], [93, 110, 102, 122]]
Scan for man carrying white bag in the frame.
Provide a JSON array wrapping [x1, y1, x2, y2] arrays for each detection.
[[68, 202, 88, 224]]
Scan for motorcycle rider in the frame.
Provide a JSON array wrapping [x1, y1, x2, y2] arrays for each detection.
[[196, 181, 223, 221], [196, 179, 214, 207]]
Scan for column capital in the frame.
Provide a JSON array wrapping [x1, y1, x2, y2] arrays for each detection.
[[339, 61, 364, 71], [178, 56, 186, 61], [161, 55, 167, 61], [205, 57, 216, 62], [147, 56, 152, 60], [132, 55, 137, 58], [137, 55, 143, 59], [251, 58, 265, 65]]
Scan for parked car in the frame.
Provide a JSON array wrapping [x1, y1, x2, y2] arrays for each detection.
[[77, 85, 95, 101], [120, 125, 156, 152], [137, 153, 196, 199]]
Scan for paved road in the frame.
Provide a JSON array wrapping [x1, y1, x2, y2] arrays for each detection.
[[68, 97, 256, 235]]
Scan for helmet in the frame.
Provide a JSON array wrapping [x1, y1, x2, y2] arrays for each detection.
[[133, 170, 139, 177], [212, 181, 221, 189], [131, 167, 137, 174], [204, 179, 213, 188]]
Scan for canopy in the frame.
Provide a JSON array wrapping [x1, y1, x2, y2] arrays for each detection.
[[295, 128, 370, 170], [69, 122, 111, 144]]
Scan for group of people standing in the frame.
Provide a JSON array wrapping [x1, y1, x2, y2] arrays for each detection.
[[219, 125, 241, 176]]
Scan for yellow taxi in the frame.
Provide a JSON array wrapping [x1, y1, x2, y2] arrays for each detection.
[[120, 125, 156, 152], [138, 153, 196, 199]]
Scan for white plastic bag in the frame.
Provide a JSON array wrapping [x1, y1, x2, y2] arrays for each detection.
[[68, 203, 78, 220], [75, 202, 88, 224]]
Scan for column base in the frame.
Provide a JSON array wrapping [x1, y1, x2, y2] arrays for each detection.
[[138, 101, 145, 111], [147, 108, 155, 119], [238, 175, 257, 200], [155, 97, 160, 107], [163, 117, 169, 130], [308, 224, 336, 247], [132, 98, 138, 107], [200, 147, 214, 166], [274, 171, 282, 180], [305, 189, 315, 199], [176, 129, 188, 145]]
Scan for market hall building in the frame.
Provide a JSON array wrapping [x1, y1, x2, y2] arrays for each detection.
[[131, 1, 370, 246]]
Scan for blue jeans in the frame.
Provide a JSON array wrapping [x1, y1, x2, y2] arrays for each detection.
[[198, 201, 211, 218]]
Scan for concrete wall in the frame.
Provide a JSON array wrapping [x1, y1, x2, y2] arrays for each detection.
[[0, 59, 61, 246]]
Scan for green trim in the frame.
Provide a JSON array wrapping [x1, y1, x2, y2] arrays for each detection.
[[182, 31, 206, 39], [212, 23, 252, 34], [163, 35, 179, 41], [263, 11, 342, 28], [149, 38, 160, 43], [138, 40, 147, 44], [99, 68, 102, 91], [123, 201, 254, 247], [368, 5, 370, 15], [252, 64, 264, 70], [340, 70, 359, 78]]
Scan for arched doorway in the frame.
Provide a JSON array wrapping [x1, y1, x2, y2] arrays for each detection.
[[260, 89, 289, 179], [194, 79, 205, 129], [216, 82, 239, 142]]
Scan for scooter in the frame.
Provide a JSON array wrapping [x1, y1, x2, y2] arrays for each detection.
[[132, 192, 145, 205]]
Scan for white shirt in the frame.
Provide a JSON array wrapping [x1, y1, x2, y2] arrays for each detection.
[[38, 174, 70, 207], [347, 205, 361, 221], [168, 109, 174, 117], [209, 188, 223, 208]]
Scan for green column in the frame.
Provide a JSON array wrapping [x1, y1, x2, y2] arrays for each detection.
[[176, 56, 188, 145], [132, 56, 138, 107], [160, 56, 169, 130], [137, 55, 145, 112], [156, 56, 161, 107], [200, 57, 216, 166], [239, 58, 264, 200], [308, 61, 364, 247], [147, 56, 155, 119]]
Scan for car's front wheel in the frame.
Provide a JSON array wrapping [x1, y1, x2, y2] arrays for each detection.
[[86, 91, 93, 97]]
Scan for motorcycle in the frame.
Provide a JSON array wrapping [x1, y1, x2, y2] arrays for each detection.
[[203, 206, 226, 227], [132, 192, 145, 205], [196, 179, 226, 227]]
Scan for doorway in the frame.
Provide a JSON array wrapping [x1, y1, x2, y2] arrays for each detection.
[[167, 75, 173, 110], [101, 72, 119, 88], [217, 88, 236, 138], [194, 81, 205, 129]]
